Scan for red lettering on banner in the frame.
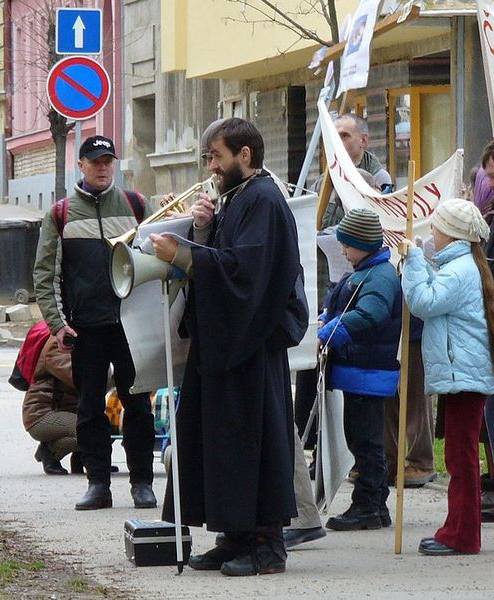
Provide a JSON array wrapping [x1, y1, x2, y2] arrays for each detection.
[[328, 156, 345, 180], [423, 183, 441, 202], [383, 229, 405, 249], [412, 192, 434, 217], [483, 10, 494, 56], [328, 154, 441, 219], [367, 195, 407, 219]]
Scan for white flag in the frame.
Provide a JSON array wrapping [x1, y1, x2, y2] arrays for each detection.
[[476, 0, 494, 135]]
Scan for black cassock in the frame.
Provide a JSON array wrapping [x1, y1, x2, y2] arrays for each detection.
[[162, 172, 302, 532]]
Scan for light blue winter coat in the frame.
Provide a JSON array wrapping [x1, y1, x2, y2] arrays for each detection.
[[402, 241, 494, 396]]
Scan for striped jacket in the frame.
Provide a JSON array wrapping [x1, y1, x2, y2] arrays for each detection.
[[33, 180, 153, 334]]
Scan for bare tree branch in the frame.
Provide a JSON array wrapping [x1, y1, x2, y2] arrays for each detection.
[[318, 0, 331, 25], [226, 0, 334, 47]]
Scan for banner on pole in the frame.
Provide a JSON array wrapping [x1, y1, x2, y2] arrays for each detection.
[[336, 0, 381, 97], [317, 97, 464, 264]]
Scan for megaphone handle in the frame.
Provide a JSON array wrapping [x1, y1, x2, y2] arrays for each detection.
[[163, 279, 184, 573]]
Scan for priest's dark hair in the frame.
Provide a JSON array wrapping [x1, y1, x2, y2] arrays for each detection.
[[209, 117, 264, 169]]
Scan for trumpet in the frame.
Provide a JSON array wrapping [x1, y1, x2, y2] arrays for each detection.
[[106, 175, 219, 247]]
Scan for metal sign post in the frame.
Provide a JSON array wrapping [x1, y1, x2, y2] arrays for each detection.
[[162, 279, 184, 575]]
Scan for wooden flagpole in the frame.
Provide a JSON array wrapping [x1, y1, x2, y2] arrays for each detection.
[[394, 160, 415, 554]]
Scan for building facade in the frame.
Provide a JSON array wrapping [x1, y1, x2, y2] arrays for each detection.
[[5, 0, 122, 212], [160, 0, 488, 191], [121, 0, 219, 203]]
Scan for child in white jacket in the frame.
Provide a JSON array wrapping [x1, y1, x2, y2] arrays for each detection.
[[402, 197, 494, 556]]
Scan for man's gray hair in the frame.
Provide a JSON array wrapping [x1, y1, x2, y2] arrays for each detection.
[[335, 113, 369, 136], [201, 118, 227, 154]]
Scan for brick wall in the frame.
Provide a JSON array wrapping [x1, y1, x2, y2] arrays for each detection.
[[13, 145, 55, 178]]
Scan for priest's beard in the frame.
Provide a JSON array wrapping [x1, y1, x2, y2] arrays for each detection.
[[218, 162, 244, 195]]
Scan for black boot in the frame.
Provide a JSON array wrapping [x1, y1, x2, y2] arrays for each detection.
[[220, 535, 286, 576], [188, 545, 237, 571], [189, 533, 250, 571], [34, 443, 68, 475], [130, 483, 157, 508], [70, 452, 84, 474], [75, 483, 112, 510], [326, 505, 381, 531]]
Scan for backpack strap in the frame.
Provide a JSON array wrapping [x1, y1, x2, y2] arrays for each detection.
[[51, 191, 144, 237], [122, 190, 145, 224], [52, 197, 69, 238]]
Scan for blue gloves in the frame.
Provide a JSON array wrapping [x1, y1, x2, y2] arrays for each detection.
[[318, 311, 329, 325], [318, 316, 351, 347]]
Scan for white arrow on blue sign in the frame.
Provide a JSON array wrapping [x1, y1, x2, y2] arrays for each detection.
[[55, 8, 102, 55]]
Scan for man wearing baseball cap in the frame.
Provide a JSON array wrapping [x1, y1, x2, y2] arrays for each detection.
[[34, 135, 157, 511]]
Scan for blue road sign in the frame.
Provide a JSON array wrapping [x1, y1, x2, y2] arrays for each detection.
[[56, 8, 102, 55], [47, 56, 111, 120]]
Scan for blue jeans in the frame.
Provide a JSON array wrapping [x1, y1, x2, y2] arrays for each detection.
[[344, 392, 389, 513]]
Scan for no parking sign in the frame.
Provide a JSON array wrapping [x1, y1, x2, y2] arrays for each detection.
[[46, 56, 111, 120]]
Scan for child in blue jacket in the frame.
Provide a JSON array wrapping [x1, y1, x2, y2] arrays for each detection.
[[402, 197, 494, 555], [318, 208, 401, 531]]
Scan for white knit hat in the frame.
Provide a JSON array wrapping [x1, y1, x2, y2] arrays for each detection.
[[432, 198, 490, 242]]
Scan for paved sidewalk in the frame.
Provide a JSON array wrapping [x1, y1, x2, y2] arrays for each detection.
[[1, 347, 494, 599]]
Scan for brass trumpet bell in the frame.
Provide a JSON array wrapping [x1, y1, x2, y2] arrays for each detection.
[[106, 175, 219, 248]]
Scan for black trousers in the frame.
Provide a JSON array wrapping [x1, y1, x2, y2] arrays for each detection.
[[344, 392, 389, 513], [72, 323, 155, 486], [294, 369, 317, 449]]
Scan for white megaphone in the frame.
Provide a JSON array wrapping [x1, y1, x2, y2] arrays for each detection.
[[110, 241, 172, 299]]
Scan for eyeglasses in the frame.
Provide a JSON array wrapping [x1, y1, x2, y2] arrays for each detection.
[[201, 151, 222, 165]]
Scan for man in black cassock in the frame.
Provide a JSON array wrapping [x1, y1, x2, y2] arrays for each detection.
[[150, 118, 305, 576]]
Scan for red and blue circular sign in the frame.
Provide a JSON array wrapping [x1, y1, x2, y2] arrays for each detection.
[[46, 56, 111, 120]]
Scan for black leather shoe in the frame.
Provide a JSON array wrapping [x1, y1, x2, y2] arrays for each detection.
[[75, 483, 112, 510], [44, 461, 69, 475], [188, 546, 237, 571], [326, 506, 381, 531], [418, 539, 465, 556], [131, 483, 157, 508], [419, 537, 436, 546], [220, 544, 285, 576], [283, 526, 326, 549], [34, 443, 68, 475]]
